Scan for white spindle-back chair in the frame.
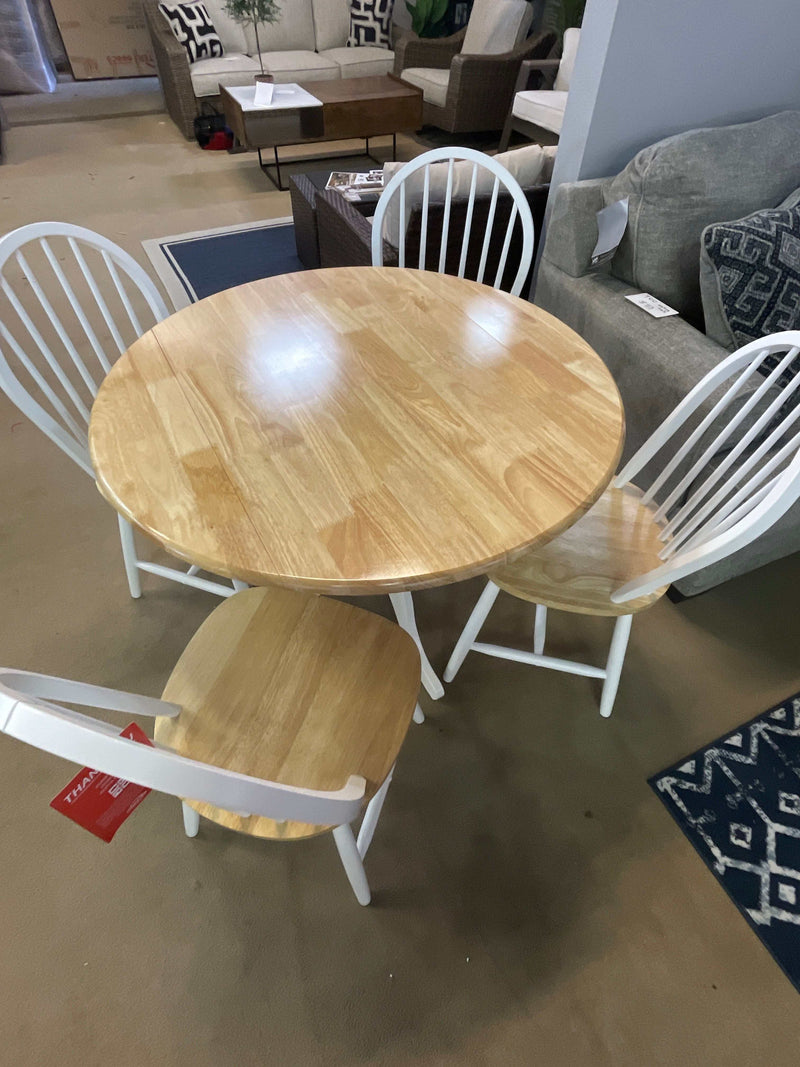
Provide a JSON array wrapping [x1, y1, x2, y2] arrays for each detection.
[[0, 584, 423, 906], [371, 146, 536, 298], [0, 222, 238, 598], [370, 149, 536, 702], [444, 332, 800, 717]]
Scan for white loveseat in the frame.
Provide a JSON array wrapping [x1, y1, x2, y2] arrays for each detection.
[[144, 0, 400, 138]]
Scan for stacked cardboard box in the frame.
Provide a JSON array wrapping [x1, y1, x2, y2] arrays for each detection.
[[49, 0, 155, 80]]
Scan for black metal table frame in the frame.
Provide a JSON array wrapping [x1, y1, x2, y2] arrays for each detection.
[[257, 134, 397, 191]]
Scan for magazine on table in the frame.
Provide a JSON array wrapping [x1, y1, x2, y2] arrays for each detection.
[[326, 169, 384, 202]]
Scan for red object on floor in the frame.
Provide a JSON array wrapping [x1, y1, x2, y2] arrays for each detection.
[[204, 130, 234, 150], [49, 723, 154, 842]]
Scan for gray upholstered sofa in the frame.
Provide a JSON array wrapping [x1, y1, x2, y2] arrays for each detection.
[[535, 110, 800, 595]]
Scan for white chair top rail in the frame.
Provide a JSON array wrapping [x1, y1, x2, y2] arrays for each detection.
[[0, 669, 366, 827]]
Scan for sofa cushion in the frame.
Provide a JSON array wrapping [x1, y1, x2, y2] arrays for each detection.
[[699, 187, 800, 355], [400, 68, 449, 107], [603, 110, 800, 326], [255, 50, 340, 81], [193, 0, 249, 52], [312, 0, 351, 50], [513, 89, 568, 134], [159, 2, 223, 62], [381, 144, 556, 246], [189, 52, 261, 95], [322, 45, 394, 78], [243, 3, 317, 54], [462, 0, 532, 56], [347, 0, 395, 49], [554, 27, 579, 92]]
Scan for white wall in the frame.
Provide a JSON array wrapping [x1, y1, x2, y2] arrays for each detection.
[[551, 0, 800, 190]]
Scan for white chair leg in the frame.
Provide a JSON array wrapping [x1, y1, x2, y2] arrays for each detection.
[[443, 580, 501, 682], [182, 801, 200, 838], [599, 614, 633, 718], [231, 579, 249, 592], [117, 515, 142, 599], [413, 702, 425, 724], [357, 765, 394, 859], [332, 823, 371, 905], [534, 604, 547, 655], [389, 591, 444, 700]]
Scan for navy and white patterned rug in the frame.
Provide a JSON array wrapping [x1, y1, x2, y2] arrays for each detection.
[[142, 217, 301, 310], [651, 691, 800, 990]]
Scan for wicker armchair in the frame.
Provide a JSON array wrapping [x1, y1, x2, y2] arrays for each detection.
[[143, 0, 198, 139], [310, 179, 549, 295], [394, 29, 556, 134]]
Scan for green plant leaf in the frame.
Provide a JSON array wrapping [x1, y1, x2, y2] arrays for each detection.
[[224, 0, 281, 25], [431, 0, 449, 25]]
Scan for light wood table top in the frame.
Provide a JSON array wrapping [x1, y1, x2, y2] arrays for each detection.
[[89, 267, 625, 594]]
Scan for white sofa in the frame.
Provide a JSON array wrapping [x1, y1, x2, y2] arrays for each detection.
[[144, 0, 400, 138]]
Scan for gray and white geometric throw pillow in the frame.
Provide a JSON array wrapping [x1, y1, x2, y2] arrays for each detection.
[[347, 0, 395, 49], [700, 188, 800, 357], [158, 2, 224, 63]]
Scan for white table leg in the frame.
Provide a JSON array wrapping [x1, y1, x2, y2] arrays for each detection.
[[389, 591, 444, 700]]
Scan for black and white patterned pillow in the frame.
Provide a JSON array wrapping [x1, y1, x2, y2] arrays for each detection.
[[159, 2, 223, 63], [700, 188, 800, 383], [347, 0, 395, 49]]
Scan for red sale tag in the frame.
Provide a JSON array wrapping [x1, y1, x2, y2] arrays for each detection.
[[50, 722, 154, 842]]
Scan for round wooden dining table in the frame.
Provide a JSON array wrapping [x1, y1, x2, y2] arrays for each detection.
[[89, 267, 625, 699]]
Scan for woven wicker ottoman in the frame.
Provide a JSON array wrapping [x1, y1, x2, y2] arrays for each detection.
[[289, 171, 377, 270]]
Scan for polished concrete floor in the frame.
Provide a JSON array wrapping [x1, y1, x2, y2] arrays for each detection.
[[2, 113, 800, 1066]]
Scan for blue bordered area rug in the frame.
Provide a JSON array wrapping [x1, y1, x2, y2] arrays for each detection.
[[142, 217, 300, 310], [651, 691, 800, 991]]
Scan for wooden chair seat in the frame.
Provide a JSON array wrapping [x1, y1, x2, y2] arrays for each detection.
[[155, 587, 420, 841], [489, 484, 669, 616]]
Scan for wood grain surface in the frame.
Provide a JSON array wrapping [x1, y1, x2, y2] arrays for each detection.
[[221, 75, 422, 150], [89, 267, 625, 594], [156, 586, 420, 840], [489, 484, 669, 616]]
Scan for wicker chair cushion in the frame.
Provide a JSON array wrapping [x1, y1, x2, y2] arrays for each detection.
[[189, 53, 262, 96], [554, 27, 580, 92], [322, 46, 395, 78], [512, 90, 568, 134], [251, 50, 340, 80], [381, 144, 556, 247], [400, 68, 450, 108], [462, 0, 532, 56], [311, 0, 351, 51], [186, 0, 249, 52], [243, 2, 317, 53]]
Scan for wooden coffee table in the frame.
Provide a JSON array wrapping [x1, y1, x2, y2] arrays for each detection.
[[221, 74, 423, 190]]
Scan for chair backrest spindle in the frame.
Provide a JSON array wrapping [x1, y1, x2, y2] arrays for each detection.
[[610, 332, 800, 603], [371, 147, 535, 297], [0, 222, 168, 474]]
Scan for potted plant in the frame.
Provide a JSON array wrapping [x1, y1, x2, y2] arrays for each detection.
[[406, 0, 449, 39], [224, 0, 282, 75], [539, 0, 586, 38]]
